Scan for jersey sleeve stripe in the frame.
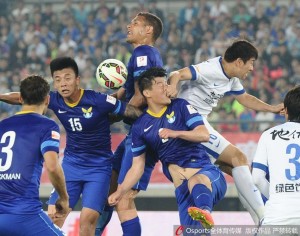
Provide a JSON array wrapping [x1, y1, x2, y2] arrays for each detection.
[[188, 65, 197, 81], [133, 70, 146, 79], [226, 89, 245, 95], [112, 101, 122, 114], [186, 116, 203, 127], [131, 145, 146, 153], [40, 140, 59, 152], [252, 162, 269, 173]]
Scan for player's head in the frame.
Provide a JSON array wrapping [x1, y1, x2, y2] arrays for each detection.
[[224, 39, 258, 63], [284, 85, 300, 122], [224, 39, 258, 80], [138, 67, 170, 106], [50, 57, 79, 77], [50, 57, 80, 99], [20, 75, 50, 105], [126, 12, 163, 45]]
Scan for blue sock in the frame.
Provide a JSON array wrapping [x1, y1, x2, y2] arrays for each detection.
[[191, 184, 213, 212], [95, 205, 114, 236], [121, 216, 141, 236]]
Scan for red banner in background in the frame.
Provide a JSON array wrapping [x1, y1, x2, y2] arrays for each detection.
[[41, 132, 261, 185]]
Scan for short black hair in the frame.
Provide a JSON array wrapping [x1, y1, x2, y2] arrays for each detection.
[[50, 57, 79, 77], [224, 39, 258, 63], [284, 85, 300, 122], [137, 12, 163, 42], [20, 75, 50, 105], [138, 67, 167, 96]]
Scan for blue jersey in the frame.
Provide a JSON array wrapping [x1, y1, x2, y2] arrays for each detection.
[[0, 112, 60, 214], [124, 45, 163, 102], [49, 89, 126, 167], [131, 98, 211, 177]]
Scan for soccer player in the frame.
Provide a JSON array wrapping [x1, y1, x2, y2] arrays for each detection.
[[166, 39, 284, 224], [108, 67, 227, 229], [0, 57, 142, 236], [0, 75, 69, 235], [97, 12, 164, 236], [252, 85, 300, 225]]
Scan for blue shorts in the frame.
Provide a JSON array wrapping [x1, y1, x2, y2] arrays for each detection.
[[175, 165, 227, 226], [0, 210, 65, 236], [115, 133, 156, 191], [48, 159, 111, 213]]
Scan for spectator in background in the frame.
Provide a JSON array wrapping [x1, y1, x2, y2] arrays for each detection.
[[209, 0, 228, 20], [110, 0, 127, 20], [194, 40, 216, 64], [239, 107, 256, 132], [116, 43, 131, 66], [218, 109, 240, 133], [177, 0, 198, 30], [164, 52, 181, 76], [264, 0, 281, 18], [290, 58, 300, 85], [149, 0, 164, 23]]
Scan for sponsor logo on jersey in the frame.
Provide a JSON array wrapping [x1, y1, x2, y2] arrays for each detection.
[[166, 111, 176, 123], [144, 125, 153, 132], [106, 95, 117, 105], [186, 105, 197, 114], [82, 107, 93, 118], [51, 131, 60, 140], [58, 109, 67, 113], [137, 56, 147, 67]]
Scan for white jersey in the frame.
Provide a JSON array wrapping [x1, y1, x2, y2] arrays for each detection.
[[253, 122, 300, 225], [177, 56, 245, 117]]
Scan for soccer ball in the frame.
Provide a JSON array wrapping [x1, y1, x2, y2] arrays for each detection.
[[95, 59, 128, 89]]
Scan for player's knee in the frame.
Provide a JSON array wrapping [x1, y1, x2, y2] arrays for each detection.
[[80, 208, 99, 228], [223, 145, 248, 167], [232, 148, 248, 166]]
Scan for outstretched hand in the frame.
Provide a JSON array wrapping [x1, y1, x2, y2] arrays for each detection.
[[273, 103, 285, 115], [166, 84, 178, 98]]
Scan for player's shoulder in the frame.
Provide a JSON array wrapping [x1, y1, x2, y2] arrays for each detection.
[[170, 98, 186, 106]]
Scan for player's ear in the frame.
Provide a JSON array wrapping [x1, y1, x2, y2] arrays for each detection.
[[146, 25, 153, 35], [19, 96, 24, 104], [236, 58, 244, 67], [143, 89, 151, 98], [45, 95, 50, 106]]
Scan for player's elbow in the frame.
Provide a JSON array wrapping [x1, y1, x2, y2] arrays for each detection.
[[46, 163, 59, 175]]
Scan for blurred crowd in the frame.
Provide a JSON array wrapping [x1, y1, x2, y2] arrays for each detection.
[[0, 0, 299, 133]]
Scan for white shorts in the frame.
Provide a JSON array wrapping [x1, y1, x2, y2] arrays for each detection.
[[202, 117, 231, 162]]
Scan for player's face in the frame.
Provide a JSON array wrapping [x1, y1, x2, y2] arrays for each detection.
[[53, 68, 80, 99], [151, 77, 171, 106], [238, 58, 255, 80], [126, 15, 149, 45]]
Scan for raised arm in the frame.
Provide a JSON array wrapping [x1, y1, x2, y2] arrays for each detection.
[[44, 151, 69, 216], [235, 92, 284, 114], [128, 80, 147, 108], [0, 92, 22, 105], [167, 67, 193, 98], [108, 153, 146, 206]]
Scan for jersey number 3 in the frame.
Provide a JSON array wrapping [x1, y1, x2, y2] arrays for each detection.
[[0, 131, 16, 171], [286, 143, 300, 181]]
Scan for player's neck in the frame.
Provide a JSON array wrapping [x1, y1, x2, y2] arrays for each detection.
[[132, 40, 154, 49], [64, 88, 82, 104], [21, 105, 44, 115], [221, 60, 235, 78], [147, 103, 166, 115]]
